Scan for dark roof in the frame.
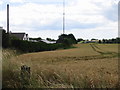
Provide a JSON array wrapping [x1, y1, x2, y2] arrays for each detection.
[[10, 33, 26, 40], [0, 27, 3, 28], [0, 27, 5, 31]]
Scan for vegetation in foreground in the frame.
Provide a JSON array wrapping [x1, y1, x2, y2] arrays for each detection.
[[2, 44, 119, 88]]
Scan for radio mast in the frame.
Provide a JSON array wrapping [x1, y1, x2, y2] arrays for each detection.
[[63, 0, 65, 34]]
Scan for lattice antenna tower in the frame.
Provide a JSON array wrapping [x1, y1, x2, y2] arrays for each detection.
[[63, 0, 65, 34]]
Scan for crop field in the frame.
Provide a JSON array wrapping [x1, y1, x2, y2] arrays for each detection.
[[2, 43, 119, 88]]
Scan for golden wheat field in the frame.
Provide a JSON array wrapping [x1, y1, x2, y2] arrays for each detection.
[[2, 43, 119, 88]]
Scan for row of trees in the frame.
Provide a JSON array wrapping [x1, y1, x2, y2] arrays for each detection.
[[46, 38, 56, 41], [29, 37, 56, 42], [99, 38, 120, 43], [77, 38, 120, 44], [29, 37, 42, 41]]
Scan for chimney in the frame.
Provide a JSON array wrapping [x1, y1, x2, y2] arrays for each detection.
[[7, 4, 9, 33]]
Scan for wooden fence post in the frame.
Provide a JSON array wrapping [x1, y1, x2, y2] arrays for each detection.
[[21, 65, 30, 88]]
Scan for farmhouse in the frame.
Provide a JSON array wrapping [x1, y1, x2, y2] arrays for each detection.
[[10, 32, 29, 41], [0, 26, 29, 41]]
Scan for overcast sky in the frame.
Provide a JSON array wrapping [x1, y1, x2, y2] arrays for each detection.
[[0, 0, 119, 40]]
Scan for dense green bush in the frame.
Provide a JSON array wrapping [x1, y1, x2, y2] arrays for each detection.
[[56, 34, 77, 46], [11, 39, 64, 53], [2, 30, 10, 48]]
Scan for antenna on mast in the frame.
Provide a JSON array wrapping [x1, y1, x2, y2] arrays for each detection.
[[63, 0, 65, 34]]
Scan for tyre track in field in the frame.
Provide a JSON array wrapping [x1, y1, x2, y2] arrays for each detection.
[[89, 44, 117, 56], [92, 44, 102, 50], [47, 54, 117, 63], [47, 44, 118, 63], [45, 44, 118, 63]]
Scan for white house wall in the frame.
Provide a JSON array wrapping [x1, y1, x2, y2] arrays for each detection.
[[23, 34, 29, 41]]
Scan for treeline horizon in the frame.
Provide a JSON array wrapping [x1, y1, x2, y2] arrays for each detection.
[[29, 37, 120, 41], [77, 37, 120, 43], [30, 36, 120, 44], [2, 29, 120, 53]]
